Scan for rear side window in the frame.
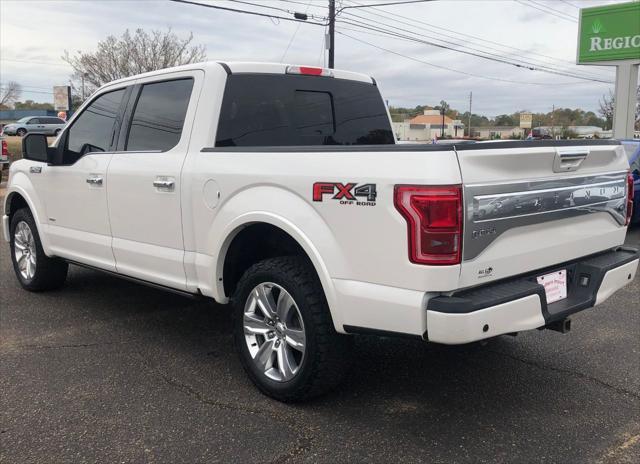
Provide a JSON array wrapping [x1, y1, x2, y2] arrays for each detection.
[[126, 78, 194, 152], [215, 74, 394, 147]]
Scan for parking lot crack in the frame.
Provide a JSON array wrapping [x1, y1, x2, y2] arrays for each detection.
[[10, 340, 135, 351], [488, 349, 640, 400]]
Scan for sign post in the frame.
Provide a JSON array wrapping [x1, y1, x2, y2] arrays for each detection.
[[520, 112, 532, 136], [577, 1, 640, 139], [53, 86, 71, 112]]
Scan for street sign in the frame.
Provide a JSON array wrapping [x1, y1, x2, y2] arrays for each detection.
[[53, 85, 71, 111], [519, 113, 532, 129], [577, 1, 640, 64]]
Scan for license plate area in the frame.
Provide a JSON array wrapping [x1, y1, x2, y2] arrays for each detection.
[[537, 269, 567, 304]]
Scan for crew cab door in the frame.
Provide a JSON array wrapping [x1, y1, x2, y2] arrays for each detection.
[[107, 71, 201, 289], [42, 86, 130, 270]]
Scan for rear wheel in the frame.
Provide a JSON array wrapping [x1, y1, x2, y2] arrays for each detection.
[[10, 208, 68, 291], [233, 256, 352, 402]]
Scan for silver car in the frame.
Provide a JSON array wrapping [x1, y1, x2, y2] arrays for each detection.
[[2, 116, 66, 137]]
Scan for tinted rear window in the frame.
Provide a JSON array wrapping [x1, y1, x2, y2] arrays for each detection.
[[126, 78, 194, 152], [215, 74, 393, 147]]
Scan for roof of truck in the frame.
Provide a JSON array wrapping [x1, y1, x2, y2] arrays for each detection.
[[101, 61, 375, 89]]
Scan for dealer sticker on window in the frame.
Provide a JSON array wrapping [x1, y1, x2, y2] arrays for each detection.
[[537, 269, 567, 304]]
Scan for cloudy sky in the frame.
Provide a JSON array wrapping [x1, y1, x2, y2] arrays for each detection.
[[0, 0, 630, 116]]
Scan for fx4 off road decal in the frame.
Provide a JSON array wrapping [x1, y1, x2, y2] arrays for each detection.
[[312, 182, 377, 206]]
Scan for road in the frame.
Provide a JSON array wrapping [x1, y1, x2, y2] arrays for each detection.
[[1, 217, 638, 463]]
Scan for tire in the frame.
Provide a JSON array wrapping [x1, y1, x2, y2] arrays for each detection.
[[16, 128, 26, 137], [9, 208, 68, 291], [233, 256, 352, 402]]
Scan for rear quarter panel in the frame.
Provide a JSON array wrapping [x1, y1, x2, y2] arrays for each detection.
[[182, 150, 463, 308]]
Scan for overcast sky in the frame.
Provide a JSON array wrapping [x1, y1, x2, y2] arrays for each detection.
[[0, 0, 632, 116]]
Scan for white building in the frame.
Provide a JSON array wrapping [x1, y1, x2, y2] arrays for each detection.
[[393, 110, 464, 142]]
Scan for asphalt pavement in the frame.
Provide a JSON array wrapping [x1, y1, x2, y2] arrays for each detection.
[[1, 219, 638, 463]]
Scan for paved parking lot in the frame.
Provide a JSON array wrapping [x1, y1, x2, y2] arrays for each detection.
[[1, 221, 638, 463]]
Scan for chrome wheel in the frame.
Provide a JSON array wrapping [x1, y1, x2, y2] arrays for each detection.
[[14, 221, 37, 280], [243, 282, 306, 382]]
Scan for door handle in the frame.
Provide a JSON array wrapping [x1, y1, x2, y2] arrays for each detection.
[[153, 176, 175, 192], [86, 175, 103, 186]]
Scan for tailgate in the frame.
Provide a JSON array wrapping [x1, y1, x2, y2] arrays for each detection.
[[457, 141, 630, 288]]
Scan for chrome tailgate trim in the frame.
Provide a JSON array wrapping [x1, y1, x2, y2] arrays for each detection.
[[463, 171, 628, 260]]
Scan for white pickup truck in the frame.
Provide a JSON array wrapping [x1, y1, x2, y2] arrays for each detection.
[[4, 62, 638, 401]]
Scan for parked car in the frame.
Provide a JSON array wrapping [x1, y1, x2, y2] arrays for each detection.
[[1, 116, 66, 137], [0, 135, 8, 184], [3, 62, 638, 402], [622, 139, 640, 224]]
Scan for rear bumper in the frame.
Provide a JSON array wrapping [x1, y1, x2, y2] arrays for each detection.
[[426, 247, 639, 344]]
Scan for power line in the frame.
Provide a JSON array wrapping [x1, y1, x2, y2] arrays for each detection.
[[558, 0, 580, 10], [227, 0, 326, 21], [1, 58, 70, 68], [338, 31, 591, 86], [281, 0, 314, 61], [169, 0, 327, 26], [529, 0, 578, 20], [338, 0, 435, 10], [514, 0, 577, 23], [340, 0, 609, 78], [339, 11, 603, 81], [336, 16, 612, 83]]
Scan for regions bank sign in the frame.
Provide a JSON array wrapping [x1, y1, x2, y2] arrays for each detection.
[[577, 1, 640, 64]]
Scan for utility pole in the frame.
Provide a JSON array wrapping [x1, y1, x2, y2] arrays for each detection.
[[328, 0, 335, 69], [468, 91, 472, 138]]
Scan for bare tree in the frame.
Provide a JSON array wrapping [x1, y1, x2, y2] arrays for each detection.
[[599, 86, 640, 131], [0, 81, 22, 108], [63, 28, 206, 99], [598, 90, 614, 130]]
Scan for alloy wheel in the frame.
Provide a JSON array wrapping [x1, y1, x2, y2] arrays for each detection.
[[14, 221, 36, 280], [243, 282, 306, 382]]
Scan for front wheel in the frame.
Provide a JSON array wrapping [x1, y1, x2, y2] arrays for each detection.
[[16, 128, 27, 137], [233, 256, 352, 402], [10, 208, 68, 291]]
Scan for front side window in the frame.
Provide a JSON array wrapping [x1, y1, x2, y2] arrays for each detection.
[[125, 78, 194, 152], [28, 118, 40, 125], [65, 88, 126, 163]]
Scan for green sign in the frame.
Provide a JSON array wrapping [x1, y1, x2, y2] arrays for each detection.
[[577, 1, 640, 64]]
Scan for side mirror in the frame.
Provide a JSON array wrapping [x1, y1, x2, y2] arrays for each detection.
[[22, 133, 54, 163]]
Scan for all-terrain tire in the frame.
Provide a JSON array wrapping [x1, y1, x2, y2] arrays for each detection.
[[233, 256, 353, 402], [9, 207, 68, 291]]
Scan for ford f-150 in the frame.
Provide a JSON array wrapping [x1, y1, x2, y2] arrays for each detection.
[[3, 62, 637, 401]]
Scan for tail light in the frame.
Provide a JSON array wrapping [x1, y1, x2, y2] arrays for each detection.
[[285, 65, 334, 77], [626, 171, 634, 226], [1, 139, 8, 157], [394, 185, 463, 265]]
